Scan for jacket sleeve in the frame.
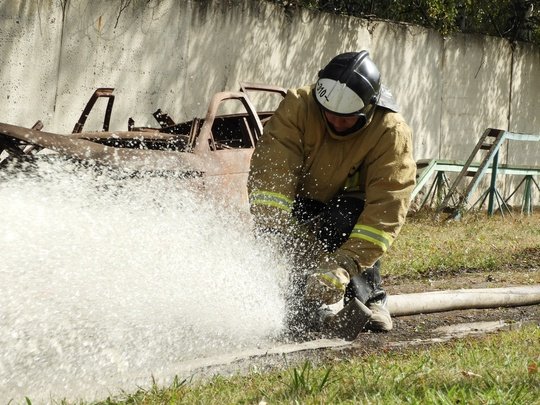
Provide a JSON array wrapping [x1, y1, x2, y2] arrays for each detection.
[[336, 119, 416, 274], [248, 90, 305, 232]]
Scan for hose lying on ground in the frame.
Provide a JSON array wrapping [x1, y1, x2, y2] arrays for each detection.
[[387, 285, 540, 316]]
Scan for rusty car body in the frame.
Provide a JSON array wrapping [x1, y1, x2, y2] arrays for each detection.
[[0, 83, 287, 207]]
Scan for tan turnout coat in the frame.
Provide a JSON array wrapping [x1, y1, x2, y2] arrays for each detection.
[[248, 85, 416, 275]]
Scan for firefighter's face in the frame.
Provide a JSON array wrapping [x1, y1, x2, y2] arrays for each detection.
[[323, 111, 360, 133]]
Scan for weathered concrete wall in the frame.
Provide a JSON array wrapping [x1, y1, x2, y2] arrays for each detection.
[[509, 42, 540, 165], [370, 22, 444, 160], [1, 0, 539, 200], [440, 35, 513, 160], [0, 0, 62, 128]]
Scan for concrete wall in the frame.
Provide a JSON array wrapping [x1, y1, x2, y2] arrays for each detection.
[[0, 0, 62, 128], [1, 0, 539, 202]]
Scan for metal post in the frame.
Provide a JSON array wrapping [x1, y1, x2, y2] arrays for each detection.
[[487, 151, 499, 216], [522, 175, 532, 215], [435, 171, 445, 204]]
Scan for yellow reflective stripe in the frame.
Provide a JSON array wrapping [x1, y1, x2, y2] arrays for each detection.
[[319, 273, 345, 292], [350, 225, 393, 252], [249, 190, 293, 212]]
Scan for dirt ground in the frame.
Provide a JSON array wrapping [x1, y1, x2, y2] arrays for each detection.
[[186, 263, 539, 382], [169, 241, 540, 382], [342, 262, 540, 357]]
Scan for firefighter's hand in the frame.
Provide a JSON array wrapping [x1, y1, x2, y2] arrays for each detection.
[[305, 266, 350, 305]]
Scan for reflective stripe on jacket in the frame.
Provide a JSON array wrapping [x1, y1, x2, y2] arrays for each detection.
[[248, 85, 416, 274]]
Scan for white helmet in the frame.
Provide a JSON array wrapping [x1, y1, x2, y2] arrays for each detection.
[[314, 51, 381, 129]]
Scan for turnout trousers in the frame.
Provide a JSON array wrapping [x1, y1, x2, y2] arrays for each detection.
[[292, 193, 387, 306]]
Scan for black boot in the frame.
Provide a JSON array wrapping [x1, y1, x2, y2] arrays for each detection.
[[344, 262, 392, 332]]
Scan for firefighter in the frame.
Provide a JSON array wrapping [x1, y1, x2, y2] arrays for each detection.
[[248, 51, 416, 333]]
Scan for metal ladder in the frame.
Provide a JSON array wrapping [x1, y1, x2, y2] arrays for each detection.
[[436, 128, 507, 216]]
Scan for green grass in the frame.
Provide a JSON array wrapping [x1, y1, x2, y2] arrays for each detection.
[[382, 212, 540, 277], [95, 324, 539, 404]]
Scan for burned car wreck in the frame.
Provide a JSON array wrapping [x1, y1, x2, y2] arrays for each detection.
[[0, 83, 287, 207]]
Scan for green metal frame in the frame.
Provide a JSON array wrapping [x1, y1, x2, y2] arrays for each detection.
[[433, 129, 540, 217], [412, 156, 540, 215]]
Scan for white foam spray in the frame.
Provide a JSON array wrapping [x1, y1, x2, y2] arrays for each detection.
[[0, 160, 288, 402]]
